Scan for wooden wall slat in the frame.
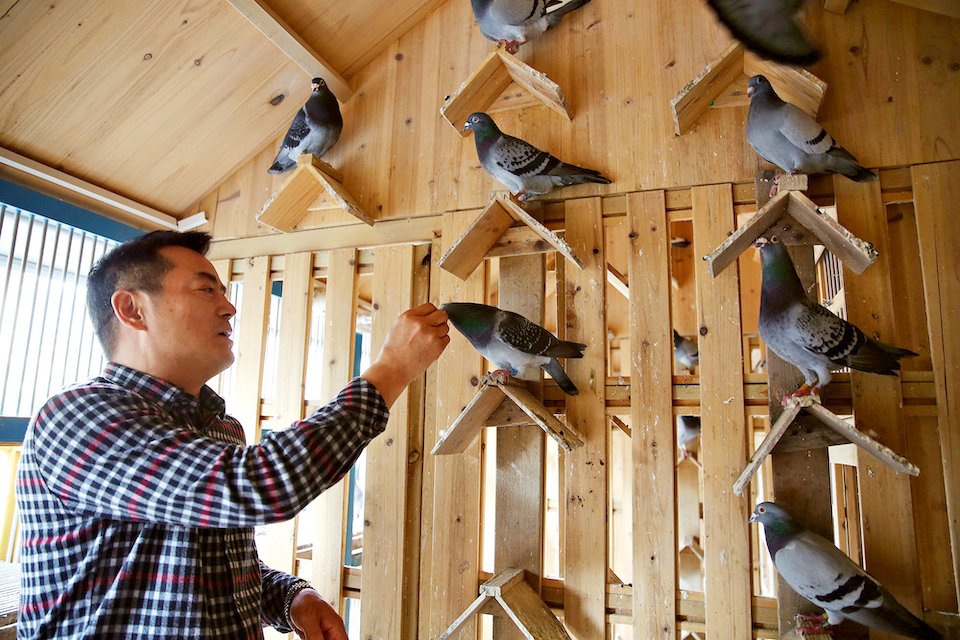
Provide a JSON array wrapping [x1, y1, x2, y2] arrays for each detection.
[[627, 190, 676, 639], [912, 160, 960, 607], [421, 210, 485, 639], [692, 184, 752, 637], [309, 248, 359, 612], [835, 177, 925, 631], [233, 255, 271, 445], [563, 197, 608, 639]]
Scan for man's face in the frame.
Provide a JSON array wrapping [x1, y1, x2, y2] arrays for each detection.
[[142, 246, 237, 382]]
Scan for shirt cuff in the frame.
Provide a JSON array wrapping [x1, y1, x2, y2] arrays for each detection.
[[283, 580, 315, 632]]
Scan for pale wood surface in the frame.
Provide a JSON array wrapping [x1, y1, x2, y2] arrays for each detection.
[[431, 384, 506, 454], [309, 248, 358, 612], [497, 578, 572, 639], [499, 381, 583, 451], [692, 184, 752, 638], [626, 191, 676, 639], [562, 197, 608, 639], [438, 200, 514, 279], [233, 256, 271, 445]]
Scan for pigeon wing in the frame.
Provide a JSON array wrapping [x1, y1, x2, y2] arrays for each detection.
[[494, 135, 561, 178], [486, 0, 542, 25], [497, 313, 556, 355], [279, 107, 311, 151], [778, 103, 836, 155], [706, 0, 819, 66], [794, 302, 862, 364]]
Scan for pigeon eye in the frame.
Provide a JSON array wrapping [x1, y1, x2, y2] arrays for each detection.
[[770, 236, 780, 244], [758, 507, 766, 513]]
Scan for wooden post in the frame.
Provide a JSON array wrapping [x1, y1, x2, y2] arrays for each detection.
[[563, 197, 608, 639], [692, 184, 752, 637], [310, 248, 358, 614], [835, 177, 924, 633], [627, 191, 676, 639], [234, 256, 271, 445], [494, 253, 546, 639]]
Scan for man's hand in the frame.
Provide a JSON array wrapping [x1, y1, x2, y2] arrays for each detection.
[[289, 588, 347, 640], [362, 302, 450, 407]]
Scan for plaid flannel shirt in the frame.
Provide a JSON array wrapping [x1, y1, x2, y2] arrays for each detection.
[[16, 363, 388, 639]]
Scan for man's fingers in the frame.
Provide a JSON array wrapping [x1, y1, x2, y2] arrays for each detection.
[[406, 302, 440, 317]]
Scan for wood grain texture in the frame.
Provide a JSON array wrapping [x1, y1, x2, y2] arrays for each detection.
[[233, 255, 271, 445]]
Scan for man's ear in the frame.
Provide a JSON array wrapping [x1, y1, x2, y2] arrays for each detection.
[[111, 290, 148, 331]]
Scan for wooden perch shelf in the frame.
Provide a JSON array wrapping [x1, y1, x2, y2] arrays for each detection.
[[438, 568, 572, 640], [440, 49, 571, 136], [257, 154, 373, 232], [431, 374, 583, 456], [438, 196, 583, 280], [669, 41, 827, 136], [704, 189, 879, 277], [733, 395, 919, 496]]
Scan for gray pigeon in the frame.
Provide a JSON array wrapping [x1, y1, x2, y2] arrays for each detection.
[[751, 502, 941, 639], [462, 112, 611, 202], [441, 302, 586, 395], [673, 329, 699, 371], [470, 0, 593, 53], [747, 76, 876, 182], [705, 0, 819, 65], [268, 77, 343, 174], [757, 237, 916, 402], [677, 415, 701, 458]]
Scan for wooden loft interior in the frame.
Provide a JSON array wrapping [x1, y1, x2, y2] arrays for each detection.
[[1, 0, 959, 639]]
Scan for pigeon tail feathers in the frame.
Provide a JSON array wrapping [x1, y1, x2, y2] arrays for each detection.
[[544, 0, 592, 27], [844, 338, 917, 375], [826, 148, 878, 182], [547, 339, 587, 359], [544, 358, 579, 395]]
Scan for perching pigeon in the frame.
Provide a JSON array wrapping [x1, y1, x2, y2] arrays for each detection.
[[470, 0, 593, 54], [462, 112, 611, 202], [677, 415, 701, 458], [757, 237, 916, 401], [441, 302, 586, 395], [705, 0, 819, 66], [747, 76, 876, 183], [673, 329, 700, 371], [751, 502, 941, 640], [268, 77, 343, 174]]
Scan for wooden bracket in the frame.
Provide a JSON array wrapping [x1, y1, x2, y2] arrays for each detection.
[[438, 196, 583, 280], [733, 395, 919, 495], [440, 49, 571, 137], [432, 374, 583, 456], [438, 568, 572, 640], [823, 0, 852, 14], [704, 189, 879, 277], [669, 41, 827, 136], [606, 263, 629, 299], [257, 154, 373, 232]]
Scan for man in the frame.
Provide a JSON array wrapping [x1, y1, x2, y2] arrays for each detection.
[[15, 231, 450, 639]]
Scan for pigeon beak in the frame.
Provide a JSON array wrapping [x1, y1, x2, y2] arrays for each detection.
[[748, 512, 759, 523], [747, 85, 754, 98], [462, 123, 471, 134], [754, 236, 769, 249]]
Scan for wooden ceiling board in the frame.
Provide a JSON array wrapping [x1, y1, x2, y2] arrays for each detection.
[[0, 0, 313, 214]]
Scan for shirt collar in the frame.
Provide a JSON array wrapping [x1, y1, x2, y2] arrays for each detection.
[[102, 362, 226, 421]]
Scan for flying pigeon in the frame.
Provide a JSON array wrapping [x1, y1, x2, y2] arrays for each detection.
[[705, 0, 819, 66], [462, 112, 611, 203], [757, 237, 916, 402], [268, 77, 343, 174], [747, 76, 876, 184], [673, 329, 700, 371], [441, 302, 586, 395], [470, 0, 593, 54], [677, 415, 701, 459], [751, 502, 942, 640]]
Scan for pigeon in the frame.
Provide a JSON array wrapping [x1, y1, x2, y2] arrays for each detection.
[[268, 77, 343, 174], [441, 302, 586, 395], [747, 75, 877, 183], [673, 329, 700, 371], [470, 0, 593, 54], [757, 237, 917, 402], [750, 502, 942, 640], [677, 415, 701, 458], [462, 112, 611, 203], [705, 0, 819, 66]]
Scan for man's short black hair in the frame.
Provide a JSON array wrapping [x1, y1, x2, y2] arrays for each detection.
[[86, 230, 212, 357]]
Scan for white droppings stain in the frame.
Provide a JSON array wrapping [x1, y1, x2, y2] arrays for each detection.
[[723, 396, 735, 404]]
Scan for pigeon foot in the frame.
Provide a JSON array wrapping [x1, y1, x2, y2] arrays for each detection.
[[496, 40, 522, 55], [795, 612, 831, 635], [769, 174, 781, 199], [481, 369, 512, 387], [781, 383, 819, 406]]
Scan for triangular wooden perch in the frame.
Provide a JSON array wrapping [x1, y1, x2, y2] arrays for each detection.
[[669, 41, 826, 136], [703, 190, 879, 277], [733, 395, 919, 495], [440, 49, 572, 136], [438, 196, 583, 280], [257, 154, 373, 232], [438, 568, 572, 640], [432, 374, 583, 455]]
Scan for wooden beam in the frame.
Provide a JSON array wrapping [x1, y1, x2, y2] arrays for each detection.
[[499, 383, 584, 451], [884, 0, 960, 18], [627, 190, 676, 640], [233, 256, 271, 445], [431, 384, 506, 455], [225, 0, 352, 101], [607, 263, 629, 300], [670, 42, 745, 136], [438, 200, 515, 280]]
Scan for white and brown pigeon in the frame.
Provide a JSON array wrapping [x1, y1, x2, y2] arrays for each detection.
[[462, 112, 611, 202], [470, 0, 593, 54], [757, 237, 916, 403], [705, 0, 819, 66], [673, 329, 700, 371], [751, 502, 941, 639], [441, 302, 586, 395], [747, 75, 876, 184], [677, 415, 702, 459], [268, 77, 342, 174]]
